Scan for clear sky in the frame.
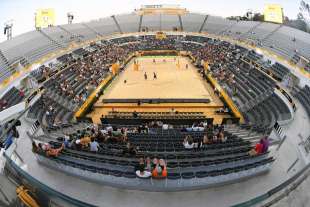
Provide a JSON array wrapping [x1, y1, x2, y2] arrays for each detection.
[[0, 0, 302, 43]]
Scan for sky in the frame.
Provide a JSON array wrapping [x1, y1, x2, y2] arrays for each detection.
[[0, 0, 302, 43]]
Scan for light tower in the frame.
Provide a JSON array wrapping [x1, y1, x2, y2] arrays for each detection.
[[67, 12, 74, 24], [4, 20, 13, 40]]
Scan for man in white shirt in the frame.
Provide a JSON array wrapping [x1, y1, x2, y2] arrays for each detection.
[[183, 141, 194, 149], [89, 138, 100, 152], [162, 124, 169, 130]]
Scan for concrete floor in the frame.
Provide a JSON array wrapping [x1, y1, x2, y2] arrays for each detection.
[[0, 174, 17, 206], [272, 174, 310, 207]]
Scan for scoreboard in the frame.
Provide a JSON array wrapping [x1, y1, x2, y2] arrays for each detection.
[[35, 8, 55, 29], [264, 4, 283, 24]]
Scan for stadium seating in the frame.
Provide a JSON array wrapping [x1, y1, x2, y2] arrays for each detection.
[[1, 10, 309, 202], [33, 123, 273, 190], [203, 16, 235, 35], [0, 30, 62, 64], [0, 87, 24, 111], [268, 62, 290, 81], [293, 85, 310, 117], [23, 34, 293, 130]]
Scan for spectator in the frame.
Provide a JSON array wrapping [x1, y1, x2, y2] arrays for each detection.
[[145, 157, 152, 172], [32, 141, 40, 153], [183, 135, 194, 149], [89, 137, 100, 152], [261, 136, 270, 153], [201, 134, 212, 146], [249, 141, 263, 156], [136, 157, 151, 178], [4, 131, 13, 150], [152, 158, 167, 178], [162, 123, 169, 130], [218, 131, 226, 143], [38, 143, 64, 157]]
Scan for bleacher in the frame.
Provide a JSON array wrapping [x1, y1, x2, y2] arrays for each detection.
[[293, 85, 310, 117], [225, 21, 259, 38], [268, 62, 290, 81], [0, 87, 24, 111], [244, 94, 291, 128], [266, 26, 310, 59], [60, 23, 97, 41], [203, 16, 235, 35], [85, 17, 119, 36], [34, 123, 274, 190], [0, 30, 62, 64], [245, 22, 279, 42], [114, 14, 140, 33], [0, 13, 310, 81]]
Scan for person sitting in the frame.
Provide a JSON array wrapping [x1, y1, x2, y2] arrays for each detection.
[[218, 131, 227, 143], [152, 158, 167, 179], [32, 141, 41, 154], [136, 157, 151, 178], [261, 136, 270, 153], [201, 134, 212, 147], [145, 157, 152, 172], [132, 111, 138, 118], [249, 141, 263, 156], [38, 143, 64, 157], [77, 135, 91, 148], [89, 137, 100, 152], [162, 123, 169, 130], [183, 135, 194, 149]]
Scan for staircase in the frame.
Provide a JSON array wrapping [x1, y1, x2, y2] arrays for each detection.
[[82, 23, 102, 37], [198, 15, 209, 33], [138, 15, 143, 32], [262, 24, 282, 42], [178, 15, 183, 31], [111, 15, 123, 34]]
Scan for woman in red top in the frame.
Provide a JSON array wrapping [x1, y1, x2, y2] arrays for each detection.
[[249, 142, 263, 156]]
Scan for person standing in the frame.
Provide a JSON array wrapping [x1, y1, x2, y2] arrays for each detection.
[[144, 72, 147, 80], [153, 72, 157, 80]]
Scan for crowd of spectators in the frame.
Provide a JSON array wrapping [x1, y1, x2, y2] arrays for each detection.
[[182, 123, 227, 149], [45, 42, 132, 107]]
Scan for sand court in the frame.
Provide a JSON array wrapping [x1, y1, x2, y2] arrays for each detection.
[[88, 56, 230, 124], [101, 56, 214, 101]]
